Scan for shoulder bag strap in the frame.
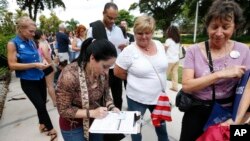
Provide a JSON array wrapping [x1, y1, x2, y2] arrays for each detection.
[[205, 41, 216, 103], [143, 55, 165, 92]]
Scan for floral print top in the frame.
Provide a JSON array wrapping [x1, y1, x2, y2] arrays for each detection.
[[56, 62, 113, 130]]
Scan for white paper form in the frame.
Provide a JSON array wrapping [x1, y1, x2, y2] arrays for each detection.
[[89, 111, 141, 134]]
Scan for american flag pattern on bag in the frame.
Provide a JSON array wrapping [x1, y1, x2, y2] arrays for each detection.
[[151, 92, 172, 127]]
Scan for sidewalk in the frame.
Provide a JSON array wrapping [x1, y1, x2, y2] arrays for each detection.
[[0, 72, 183, 141]]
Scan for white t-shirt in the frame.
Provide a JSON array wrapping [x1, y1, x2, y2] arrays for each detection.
[[116, 40, 168, 104], [75, 38, 84, 59], [165, 38, 180, 63]]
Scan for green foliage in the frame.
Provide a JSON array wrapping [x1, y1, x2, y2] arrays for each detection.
[[116, 9, 135, 28], [0, 67, 9, 78], [158, 34, 250, 45], [181, 0, 250, 35], [14, 9, 28, 20], [65, 18, 79, 32], [39, 12, 62, 34], [129, 0, 185, 31], [0, 34, 14, 56], [0, 11, 16, 35], [16, 0, 65, 21], [181, 34, 208, 44], [0, 0, 8, 16]]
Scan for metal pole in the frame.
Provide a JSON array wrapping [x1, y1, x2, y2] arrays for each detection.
[[193, 1, 199, 43]]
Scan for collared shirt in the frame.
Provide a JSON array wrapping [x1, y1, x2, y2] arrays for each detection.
[[12, 35, 44, 80]]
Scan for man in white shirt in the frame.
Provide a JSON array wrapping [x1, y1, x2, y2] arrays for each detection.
[[87, 3, 127, 141]]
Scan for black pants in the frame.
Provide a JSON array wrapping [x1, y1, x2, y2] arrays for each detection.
[[109, 69, 123, 110], [20, 78, 53, 130], [179, 105, 212, 141]]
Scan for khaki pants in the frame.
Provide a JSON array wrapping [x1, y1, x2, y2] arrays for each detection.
[[167, 61, 179, 90]]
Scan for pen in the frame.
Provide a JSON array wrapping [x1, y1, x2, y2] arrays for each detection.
[[94, 101, 108, 113], [94, 101, 101, 107], [117, 119, 121, 130]]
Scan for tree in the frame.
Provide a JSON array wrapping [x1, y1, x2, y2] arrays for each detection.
[[182, 0, 250, 35], [14, 9, 29, 20], [129, 0, 185, 31], [115, 9, 135, 28], [39, 12, 62, 34], [16, 0, 65, 22], [65, 18, 79, 32], [0, 11, 16, 35], [0, 0, 8, 17]]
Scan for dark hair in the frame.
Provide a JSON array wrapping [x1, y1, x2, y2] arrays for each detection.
[[119, 25, 127, 38], [205, 0, 244, 29], [166, 25, 180, 43], [76, 38, 117, 68], [34, 30, 43, 48], [103, 2, 118, 12]]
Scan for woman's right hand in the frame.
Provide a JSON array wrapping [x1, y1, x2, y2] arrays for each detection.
[[217, 65, 246, 79], [90, 107, 108, 119]]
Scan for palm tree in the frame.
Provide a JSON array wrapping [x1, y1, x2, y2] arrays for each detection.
[[65, 18, 79, 32], [16, 0, 66, 22], [15, 9, 29, 20]]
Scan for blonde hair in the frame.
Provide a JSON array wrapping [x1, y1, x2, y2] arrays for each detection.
[[133, 15, 155, 34], [16, 16, 36, 34]]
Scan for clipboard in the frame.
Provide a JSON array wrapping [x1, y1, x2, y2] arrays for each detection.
[[89, 111, 141, 134]]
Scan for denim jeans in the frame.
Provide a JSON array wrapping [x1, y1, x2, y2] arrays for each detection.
[[68, 51, 76, 62], [61, 127, 103, 141], [127, 96, 169, 141]]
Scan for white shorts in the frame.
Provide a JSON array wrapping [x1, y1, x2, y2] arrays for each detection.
[[58, 52, 69, 63]]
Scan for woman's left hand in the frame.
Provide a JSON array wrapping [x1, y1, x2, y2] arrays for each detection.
[[111, 107, 120, 113]]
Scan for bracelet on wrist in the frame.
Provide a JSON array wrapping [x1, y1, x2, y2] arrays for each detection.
[[106, 103, 114, 109], [86, 109, 90, 118], [108, 106, 115, 111]]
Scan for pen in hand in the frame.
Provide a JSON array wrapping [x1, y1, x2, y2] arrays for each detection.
[[94, 101, 101, 107]]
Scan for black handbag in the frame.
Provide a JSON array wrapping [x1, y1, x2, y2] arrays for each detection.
[[175, 89, 205, 112]]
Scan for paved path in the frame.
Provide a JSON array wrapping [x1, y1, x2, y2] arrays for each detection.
[[0, 72, 184, 141]]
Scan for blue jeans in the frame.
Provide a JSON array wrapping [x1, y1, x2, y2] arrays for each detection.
[[61, 127, 103, 141], [127, 96, 169, 141], [68, 51, 76, 62]]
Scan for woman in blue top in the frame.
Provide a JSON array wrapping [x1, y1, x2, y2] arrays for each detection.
[[7, 16, 57, 141]]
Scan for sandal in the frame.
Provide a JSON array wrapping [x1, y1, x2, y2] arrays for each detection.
[[39, 125, 49, 133], [47, 131, 58, 141]]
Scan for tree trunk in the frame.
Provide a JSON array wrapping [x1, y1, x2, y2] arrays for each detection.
[[28, 5, 33, 20]]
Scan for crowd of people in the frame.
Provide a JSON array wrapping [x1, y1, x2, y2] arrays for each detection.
[[6, 0, 250, 141]]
